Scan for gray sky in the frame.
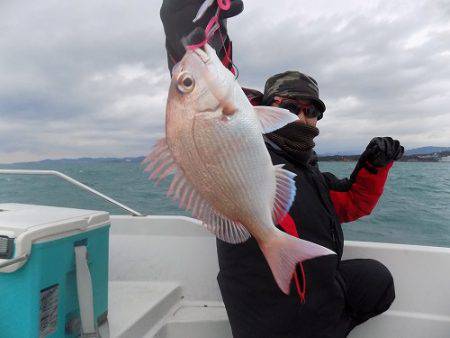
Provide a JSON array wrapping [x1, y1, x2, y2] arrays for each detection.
[[1, 0, 449, 163]]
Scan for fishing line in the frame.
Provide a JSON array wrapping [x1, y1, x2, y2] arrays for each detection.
[[186, 0, 239, 79], [218, 25, 240, 79]]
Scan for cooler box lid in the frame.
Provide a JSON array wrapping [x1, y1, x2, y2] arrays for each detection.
[[0, 203, 109, 237], [0, 204, 109, 272]]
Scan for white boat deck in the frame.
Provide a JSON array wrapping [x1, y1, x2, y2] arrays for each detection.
[[108, 281, 182, 337], [107, 215, 450, 338], [107, 281, 232, 338]]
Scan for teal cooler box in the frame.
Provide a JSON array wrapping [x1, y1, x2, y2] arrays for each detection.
[[0, 204, 110, 338]]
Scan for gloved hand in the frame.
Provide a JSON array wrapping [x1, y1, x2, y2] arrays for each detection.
[[363, 137, 404, 167], [160, 0, 244, 73], [351, 137, 403, 180]]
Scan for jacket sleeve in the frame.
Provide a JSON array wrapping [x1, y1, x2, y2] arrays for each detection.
[[322, 162, 393, 223]]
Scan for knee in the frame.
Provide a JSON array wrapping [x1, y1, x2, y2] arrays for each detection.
[[381, 274, 395, 313], [381, 276, 395, 312], [368, 259, 395, 313]]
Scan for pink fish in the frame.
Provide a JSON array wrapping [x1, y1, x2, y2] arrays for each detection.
[[144, 44, 335, 294]]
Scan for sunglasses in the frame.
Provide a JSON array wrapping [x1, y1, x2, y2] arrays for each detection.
[[276, 98, 323, 120]]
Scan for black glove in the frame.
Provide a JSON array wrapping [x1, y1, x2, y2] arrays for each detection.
[[351, 137, 404, 180], [363, 137, 404, 167], [160, 0, 244, 73]]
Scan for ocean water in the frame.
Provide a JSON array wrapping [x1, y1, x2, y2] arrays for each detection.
[[1, 160, 449, 248]]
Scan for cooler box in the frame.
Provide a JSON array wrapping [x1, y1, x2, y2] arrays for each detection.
[[0, 204, 110, 338]]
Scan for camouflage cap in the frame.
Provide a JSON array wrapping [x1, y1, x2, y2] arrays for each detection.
[[262, 71, 326, 114]]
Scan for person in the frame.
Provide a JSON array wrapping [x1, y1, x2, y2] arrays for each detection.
[[160, 1, 404, 337]]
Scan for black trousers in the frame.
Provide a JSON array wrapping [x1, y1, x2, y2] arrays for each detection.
[[219, 258, 395, 338], [333, 259, 396, 337]]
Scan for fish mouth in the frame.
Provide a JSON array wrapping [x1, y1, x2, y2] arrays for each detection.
[[184, 27, 210, 63]]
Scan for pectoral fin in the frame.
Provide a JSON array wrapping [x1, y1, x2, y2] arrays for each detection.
[[254, 106, 299, 134]]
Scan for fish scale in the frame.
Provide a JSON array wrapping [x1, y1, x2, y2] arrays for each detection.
[[192, 111, 270, 222]]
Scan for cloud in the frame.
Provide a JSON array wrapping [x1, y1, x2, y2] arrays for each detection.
[[0, 0, 449, 163], [227, 0, 450, 153], [0, 0, 169, 163]]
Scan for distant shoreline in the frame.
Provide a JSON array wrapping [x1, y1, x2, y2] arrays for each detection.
[[2, 147, 450, 166], [319, 150, 450, 163], [2, 153, 450, 166]]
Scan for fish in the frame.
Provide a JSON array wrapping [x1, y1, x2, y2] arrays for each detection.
[[143, 43, 335, 294]]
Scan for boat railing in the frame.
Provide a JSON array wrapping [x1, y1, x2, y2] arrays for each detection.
[[0, 169, 143, 216]]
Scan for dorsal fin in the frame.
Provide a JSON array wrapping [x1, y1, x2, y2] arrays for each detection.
[[143, 137, 250, 244]]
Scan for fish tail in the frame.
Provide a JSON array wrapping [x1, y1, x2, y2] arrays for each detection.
[[260, 229, 335, 295]]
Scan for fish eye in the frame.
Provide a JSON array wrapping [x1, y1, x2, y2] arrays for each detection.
[[177, 72, 195, 94]]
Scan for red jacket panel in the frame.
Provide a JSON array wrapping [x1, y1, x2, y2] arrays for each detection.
[[329, 162, 393, 223]]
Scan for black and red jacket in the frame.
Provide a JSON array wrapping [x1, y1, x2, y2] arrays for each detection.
[[216, 90, 393, 338], [160, 13, 393, 335]]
